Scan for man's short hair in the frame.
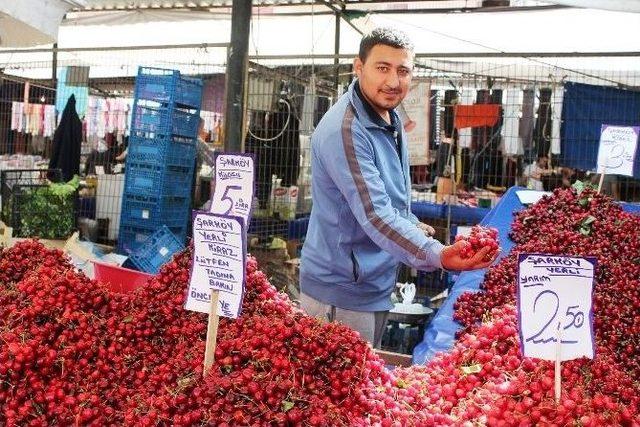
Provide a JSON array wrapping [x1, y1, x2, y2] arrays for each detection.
[[358, 27, 414, 62]]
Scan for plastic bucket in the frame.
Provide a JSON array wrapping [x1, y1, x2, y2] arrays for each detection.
[[93, 260, 153, 293]]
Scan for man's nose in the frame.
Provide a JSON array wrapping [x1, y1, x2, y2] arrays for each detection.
[[385, 71, 401, 89]]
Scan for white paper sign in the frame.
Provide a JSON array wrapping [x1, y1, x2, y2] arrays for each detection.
[[210, 153, 255, 225], [517, 254, 595, 361], [596, 125, 639, 177], [184, 212, 246, 318], [398, 80, 430, 165], [516, 190, 551, 205]]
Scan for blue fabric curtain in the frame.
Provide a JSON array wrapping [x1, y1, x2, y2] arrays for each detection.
[[560, 81, 640, 178]]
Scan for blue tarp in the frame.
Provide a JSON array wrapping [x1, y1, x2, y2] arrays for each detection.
[[413, 187, 640, 365], [250, 201, 489, 241], [411, 202, 490, 224], [561, 82, 640, 178]]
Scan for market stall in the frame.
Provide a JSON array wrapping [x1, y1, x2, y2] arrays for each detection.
[[414, 186, 640, 364]]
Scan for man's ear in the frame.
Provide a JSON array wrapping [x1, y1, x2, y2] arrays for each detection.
[[353, 57, 363, 79]]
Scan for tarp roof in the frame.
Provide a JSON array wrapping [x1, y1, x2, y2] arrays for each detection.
[[0, 6, 638, 83]]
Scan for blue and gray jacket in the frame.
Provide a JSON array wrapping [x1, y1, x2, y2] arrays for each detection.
[[300, 79, 444, 312]]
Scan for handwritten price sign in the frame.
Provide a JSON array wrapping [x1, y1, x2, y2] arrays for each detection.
[[210, 153, 255, 225], [184, 212, 246, 318], [596, 125, 639, 177], [516, 254, 596, 361]]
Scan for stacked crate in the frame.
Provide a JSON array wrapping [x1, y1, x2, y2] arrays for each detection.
[[117, 67, 203, 254]]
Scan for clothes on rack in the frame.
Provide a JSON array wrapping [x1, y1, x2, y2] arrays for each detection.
[[519, 88, 536, 154], [500, 88, 524, 156], [454, 104, 501, 130], [561, 81, 640, 178], [245, 110, 276, 209], [457, 90, 476, 149], [550, 85, 564, 155], [534, 88, 552, 159], [267, 98, 300, 187], [10, 102, 57, 137], [85, 96, 131, 138]]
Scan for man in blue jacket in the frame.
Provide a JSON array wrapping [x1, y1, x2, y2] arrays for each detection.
[[299, 27, 497, 348]]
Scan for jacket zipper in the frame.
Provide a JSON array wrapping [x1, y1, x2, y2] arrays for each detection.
[[389, 128, 408, 202], [351, 251, 359, 282]]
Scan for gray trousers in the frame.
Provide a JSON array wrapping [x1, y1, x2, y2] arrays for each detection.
[[300, 293, 389, 349]]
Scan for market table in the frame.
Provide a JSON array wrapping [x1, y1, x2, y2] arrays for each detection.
[[247, 201, 489, 242], [412, 187, 640, 365], [411, 202, 490, 223]]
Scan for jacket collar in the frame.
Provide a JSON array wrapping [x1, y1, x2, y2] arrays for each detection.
[[348, 79, 400, 131]]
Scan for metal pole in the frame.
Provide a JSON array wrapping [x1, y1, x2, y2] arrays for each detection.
[[223, 0, 252, 153], [52, 43, 58, 87], [334, 11, 341, 91]]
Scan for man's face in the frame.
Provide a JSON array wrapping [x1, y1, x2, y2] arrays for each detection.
[[354, 44, 413, 113], [538, 157, 549, 168]]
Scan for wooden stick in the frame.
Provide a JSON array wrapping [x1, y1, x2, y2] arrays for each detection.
[[597, 166, 606, 194], [555, 327, 562, 404], [203, 289, 220, 377]]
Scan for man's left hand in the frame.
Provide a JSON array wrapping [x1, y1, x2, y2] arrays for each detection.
[[417, 222, 436, 237], [440, 241, 500, 271]]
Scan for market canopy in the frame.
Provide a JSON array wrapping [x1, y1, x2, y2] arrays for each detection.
[[0, 0, 85, 47], [1, 3, 639, 81]]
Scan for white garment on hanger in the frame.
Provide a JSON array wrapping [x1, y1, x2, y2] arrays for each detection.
[[43, 105, 56, 138], [500, 88, 524, 156], [550, 85, 564, 155], [458, 89, 475, 149], [301, 77, 316, 133], [11, 102, 24, 132]]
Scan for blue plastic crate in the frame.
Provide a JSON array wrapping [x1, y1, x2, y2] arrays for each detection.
[[124, 161, 194, 198], [120, 193, 191, 229], [135, 67, 203, 109], [127, 225, 185, 274], [127, 134, 197, 169], [117, 222, 187, 255], [131, 103, 200, 138]]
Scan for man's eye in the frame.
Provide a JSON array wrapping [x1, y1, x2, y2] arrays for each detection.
[[378, 66, 389, 72], [398, 69, 409, 77]]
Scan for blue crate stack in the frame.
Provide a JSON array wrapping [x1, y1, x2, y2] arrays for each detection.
[[117, 67, 203, 255]]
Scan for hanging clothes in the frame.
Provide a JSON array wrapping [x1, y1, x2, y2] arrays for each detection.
[[245, 110, 276, 209], [43, 105, 56, 138], [519, 88, 535, 154], [500, 87, 524, 156], [534, 88, 552, 159], [550, 84, 564, 155], [48, 95, 82, 182], [85, 96, 132, 139], [457, 90, 476, 149], [11, 102, 23, 131], [561, 81, 640, 178], [268, 98, 300, 187], [10, 102, 55, 137], [300, 78, 316, 133], [454, 104, 501, 130]]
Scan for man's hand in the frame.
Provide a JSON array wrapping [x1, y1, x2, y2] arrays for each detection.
[[416, 222, 436, 237], [440, 240, 499, 271]]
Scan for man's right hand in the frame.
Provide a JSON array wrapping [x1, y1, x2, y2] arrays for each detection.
[[440, 240, 499, 271]]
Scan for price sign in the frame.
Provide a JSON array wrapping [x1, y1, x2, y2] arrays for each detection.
[[596, 125, 639, 177], [210, 153, 255, 225], [184, 212, 246, 318], [516, 254, 596, 361]]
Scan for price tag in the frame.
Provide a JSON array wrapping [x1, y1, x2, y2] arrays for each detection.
[[184, 212, 246, 319], [517, 253, 596, 361], [210, 153, 255, 226], [596, 125, 639, 177]]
